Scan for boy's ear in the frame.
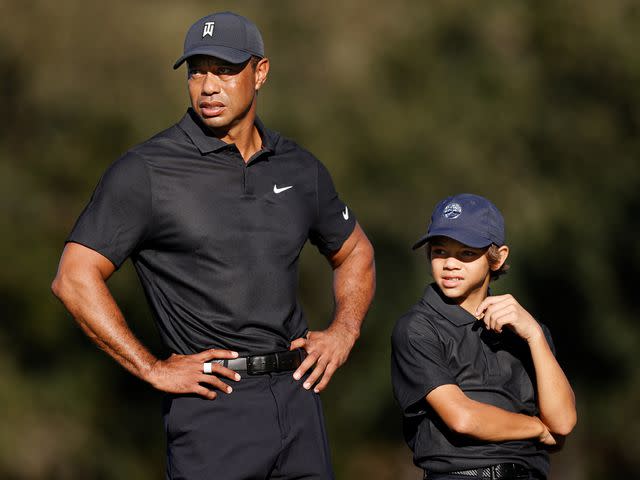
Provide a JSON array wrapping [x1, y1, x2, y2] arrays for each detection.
[[490, 245, 509, 271]]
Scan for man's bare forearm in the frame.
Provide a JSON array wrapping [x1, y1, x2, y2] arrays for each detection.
[[52, 265, 158, 382], [52, 243, 245, 399], [330, 225, 376, 338], [289, 224, 375, 392]]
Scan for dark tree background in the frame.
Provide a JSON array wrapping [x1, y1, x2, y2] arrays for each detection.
[[1, 1, 638, 478]]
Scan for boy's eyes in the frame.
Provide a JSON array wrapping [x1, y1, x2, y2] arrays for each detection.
[[431, 248, 480, 258]]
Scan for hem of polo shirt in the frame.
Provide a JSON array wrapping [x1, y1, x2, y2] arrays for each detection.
[[63, 239, 123, 270]]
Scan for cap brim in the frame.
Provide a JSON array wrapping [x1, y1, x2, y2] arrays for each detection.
[[411, 235, 429, 250], [411, 228, 494, 250], [173, 46, 255, 69]]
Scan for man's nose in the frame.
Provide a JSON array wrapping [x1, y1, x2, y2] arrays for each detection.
[[202, 72, 221, 95]]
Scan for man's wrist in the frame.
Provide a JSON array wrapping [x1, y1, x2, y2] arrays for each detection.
[[138, 356, 161, 386], [329, 320, 360, 342]]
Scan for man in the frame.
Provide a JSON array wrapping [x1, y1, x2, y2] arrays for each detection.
[[52, 11, 375, 480]]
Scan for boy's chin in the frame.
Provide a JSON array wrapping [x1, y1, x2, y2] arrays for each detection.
[[436, 284, 467, 303]]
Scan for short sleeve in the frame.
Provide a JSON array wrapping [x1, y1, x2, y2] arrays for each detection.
[[540, 323, 556, 356], [66, 152, 152, 269], [308, 160, 356, 255], [391, 314, 457, 416]]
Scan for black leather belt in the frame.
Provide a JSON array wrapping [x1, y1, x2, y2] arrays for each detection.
[[212, 349, 304, 375], [425, 463, 535, 479]]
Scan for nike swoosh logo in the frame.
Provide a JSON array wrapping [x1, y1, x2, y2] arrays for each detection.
[[273, 184, 293, 194], [342, 206, 349, 220]]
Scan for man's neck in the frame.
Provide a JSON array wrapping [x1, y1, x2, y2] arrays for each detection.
[[220, 121, 262, 162], [208, 103, 262, 162]]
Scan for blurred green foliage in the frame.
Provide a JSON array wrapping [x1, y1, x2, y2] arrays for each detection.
[[2, 0, 639, 478]]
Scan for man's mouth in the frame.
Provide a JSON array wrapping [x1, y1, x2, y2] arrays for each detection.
[[200, 101, 225, 117]]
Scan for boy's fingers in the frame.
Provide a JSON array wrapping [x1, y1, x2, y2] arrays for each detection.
[[476, 294, 511, 316]]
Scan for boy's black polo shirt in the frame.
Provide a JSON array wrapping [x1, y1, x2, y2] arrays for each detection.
[[391, 283, 555, 477], [68, 108, 356, 355]]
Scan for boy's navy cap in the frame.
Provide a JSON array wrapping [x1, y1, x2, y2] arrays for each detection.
[[173, 12, 264, 69], [412, 193, 505, 250]]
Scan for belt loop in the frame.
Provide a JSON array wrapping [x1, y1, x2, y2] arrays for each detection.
[[274, 351, 281, 370]]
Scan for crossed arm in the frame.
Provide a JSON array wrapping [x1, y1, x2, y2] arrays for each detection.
[[426, 295, 576, 447]]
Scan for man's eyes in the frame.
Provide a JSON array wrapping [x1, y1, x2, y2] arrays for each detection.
[[189, 66, 235, 77]]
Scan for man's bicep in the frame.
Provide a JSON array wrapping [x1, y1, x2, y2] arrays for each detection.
[[326, 222, 371, 268]]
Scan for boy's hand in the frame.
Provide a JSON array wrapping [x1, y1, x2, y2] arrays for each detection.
[[475, 294, 543, 343], [537, 421, 557, 446]]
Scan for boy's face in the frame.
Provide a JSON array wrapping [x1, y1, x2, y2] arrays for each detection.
[[429, 236, 505, 311]]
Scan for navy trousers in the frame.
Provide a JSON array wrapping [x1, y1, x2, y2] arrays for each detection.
[[163, 371, 334, 480]]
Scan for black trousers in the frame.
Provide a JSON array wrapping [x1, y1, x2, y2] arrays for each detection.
[[163, 371, 334, 480]]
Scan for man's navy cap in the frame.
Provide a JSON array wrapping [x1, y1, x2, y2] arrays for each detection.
[[412, 193, 505, 250], [173, 12, 264, 69]]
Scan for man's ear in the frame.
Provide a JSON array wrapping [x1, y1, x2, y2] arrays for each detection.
[[254, 58, 270, 91]]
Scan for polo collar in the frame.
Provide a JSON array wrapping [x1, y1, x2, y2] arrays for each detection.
[[178, 108, 276, 155], [421, 283, 478, 327]]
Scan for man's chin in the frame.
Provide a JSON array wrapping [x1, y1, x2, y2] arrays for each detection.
[[199, 116, 228, 129]]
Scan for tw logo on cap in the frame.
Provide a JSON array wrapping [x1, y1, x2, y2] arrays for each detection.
[[203, 21, 215, 37]]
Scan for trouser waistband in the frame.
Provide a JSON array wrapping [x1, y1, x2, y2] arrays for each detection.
[[424, 463, 541, 479]]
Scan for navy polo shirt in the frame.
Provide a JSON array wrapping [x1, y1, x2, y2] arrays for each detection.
[[68, 108, 356, 355], [391, 284, 555, 477]]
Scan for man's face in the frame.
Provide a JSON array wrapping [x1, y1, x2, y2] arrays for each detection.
[[429, 236, 492, 310], [187, 55, 269, 132]]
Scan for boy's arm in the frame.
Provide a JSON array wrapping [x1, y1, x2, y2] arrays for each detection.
[[426, 384, 556, 444], [476, 295, 577, 436]]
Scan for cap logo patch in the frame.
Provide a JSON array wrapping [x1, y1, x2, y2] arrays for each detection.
[[203, 22, 215, 37], [443, 202, 462, 219]]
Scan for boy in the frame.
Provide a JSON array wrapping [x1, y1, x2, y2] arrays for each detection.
[[391, 193, 576, 480]]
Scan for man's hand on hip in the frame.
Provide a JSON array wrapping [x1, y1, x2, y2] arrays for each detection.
[[146, 348, 241, 400], [289, 324, 358, 394]]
